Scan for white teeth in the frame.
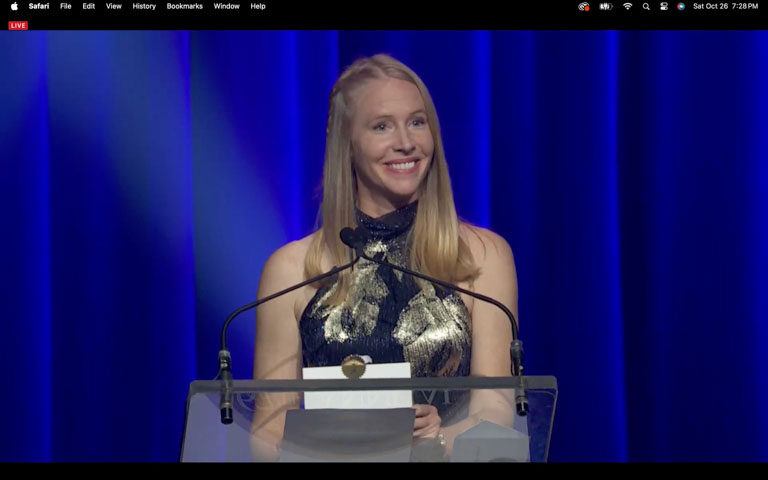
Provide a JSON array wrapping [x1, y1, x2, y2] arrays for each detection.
[[388, 161, 416, 170]]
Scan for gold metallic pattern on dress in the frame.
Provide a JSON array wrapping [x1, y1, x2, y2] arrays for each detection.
[[393, 282, 472, 377], [309, 255, 389, 343], [301, 201, 472, 379], [369, 237, 407, 282]]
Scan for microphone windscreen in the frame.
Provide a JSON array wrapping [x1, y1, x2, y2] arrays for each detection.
[[339, 227, 357, 248]]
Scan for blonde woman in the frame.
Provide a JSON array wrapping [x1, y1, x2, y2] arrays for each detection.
[[251, 54, 519, 460]]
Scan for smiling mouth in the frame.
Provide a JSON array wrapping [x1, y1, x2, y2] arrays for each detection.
[[384, 158, 420, 171]]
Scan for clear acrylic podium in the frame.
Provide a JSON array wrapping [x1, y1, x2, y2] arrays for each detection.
[[180, 376, 557, 462]]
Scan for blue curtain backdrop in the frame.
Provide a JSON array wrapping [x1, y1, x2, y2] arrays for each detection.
[[1, 30, 766, 462]]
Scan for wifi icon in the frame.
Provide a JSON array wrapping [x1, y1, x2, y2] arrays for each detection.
[[578, 2, 590, 11], [623, 2, 633, 8]]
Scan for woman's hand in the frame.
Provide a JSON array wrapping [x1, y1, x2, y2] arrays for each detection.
[[412, 404, 441, 438]]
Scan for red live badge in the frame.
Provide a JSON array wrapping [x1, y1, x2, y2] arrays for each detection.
[[9, 21, 28, 30]]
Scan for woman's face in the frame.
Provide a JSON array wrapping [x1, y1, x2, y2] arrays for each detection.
[[349, 77, 434, 216]]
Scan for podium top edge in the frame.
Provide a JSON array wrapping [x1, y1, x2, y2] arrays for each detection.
[[188, 375, 558, 394]]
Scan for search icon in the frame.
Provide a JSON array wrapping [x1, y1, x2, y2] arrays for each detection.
[[643, 2, 650, 8]]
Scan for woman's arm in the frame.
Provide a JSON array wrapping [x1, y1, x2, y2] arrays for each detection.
[[440, 226, 520, 454], [468, 227, 518, 377], [249, 240, 307, 461]]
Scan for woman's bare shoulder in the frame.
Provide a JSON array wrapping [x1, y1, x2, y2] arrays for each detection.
[[458, 222, 514, 266], [260, 231, 320, 288], [276, 231, 318, 260]]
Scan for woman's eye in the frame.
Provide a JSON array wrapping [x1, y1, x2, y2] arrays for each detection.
[[373, 123, 387, 131], [412, 118, 427, 127]]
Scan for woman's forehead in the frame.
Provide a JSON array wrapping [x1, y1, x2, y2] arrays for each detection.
[[350, 78, 425, 117]]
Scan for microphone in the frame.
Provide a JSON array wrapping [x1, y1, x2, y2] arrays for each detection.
[[217, 231, 362, 424], [339, 227, 366, 258], [339, 226, 529, 416]]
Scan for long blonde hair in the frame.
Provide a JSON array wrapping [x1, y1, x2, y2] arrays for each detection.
[[305, 54, 479, 304]]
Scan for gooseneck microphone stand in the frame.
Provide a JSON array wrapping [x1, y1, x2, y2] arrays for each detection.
[[218, 225, 529, 425], [217, 244, 361, 424], [340, 227, 529, 416]]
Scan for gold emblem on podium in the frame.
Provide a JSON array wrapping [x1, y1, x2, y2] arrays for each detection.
[[341, 355, 367, 379]]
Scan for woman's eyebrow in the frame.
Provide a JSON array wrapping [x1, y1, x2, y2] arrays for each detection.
[[369, 110, 427, 121]]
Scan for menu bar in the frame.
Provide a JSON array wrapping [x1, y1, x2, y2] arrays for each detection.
[[5, 1, 764, 30]]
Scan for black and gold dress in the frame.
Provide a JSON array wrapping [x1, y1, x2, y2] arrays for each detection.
[[299, 201, 472, 418]]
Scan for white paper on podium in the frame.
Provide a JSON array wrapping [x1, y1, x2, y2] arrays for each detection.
[[302, 362, 412, 410]]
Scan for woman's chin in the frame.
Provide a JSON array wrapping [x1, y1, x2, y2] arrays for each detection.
[[383, 188, 420, 204], [382, 180, 424, 199]]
